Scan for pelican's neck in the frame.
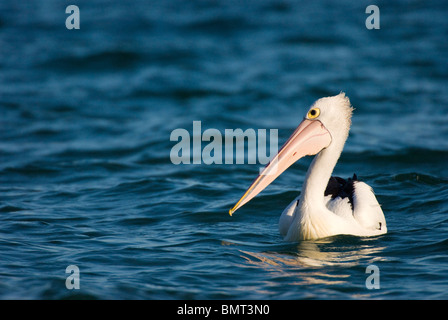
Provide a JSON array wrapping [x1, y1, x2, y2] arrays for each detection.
[[300, 141, 344, 209]]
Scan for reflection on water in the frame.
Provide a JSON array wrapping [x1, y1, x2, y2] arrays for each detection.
[[240, 238, 387, 288]]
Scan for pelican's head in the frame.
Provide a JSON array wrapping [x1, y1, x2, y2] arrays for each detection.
[[229, 92, 354, 215], [305, 92, 353, 147]]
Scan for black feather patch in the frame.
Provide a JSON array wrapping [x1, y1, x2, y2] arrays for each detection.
[[324, 174, 358, 210]]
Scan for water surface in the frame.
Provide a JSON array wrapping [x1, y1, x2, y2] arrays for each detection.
[[1, 0, 448, 299]]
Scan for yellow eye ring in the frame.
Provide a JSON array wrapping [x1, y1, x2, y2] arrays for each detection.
[[307, 108, 320, 119]]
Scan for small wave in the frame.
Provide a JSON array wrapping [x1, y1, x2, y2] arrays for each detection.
[[39, 50, 143, 72], [392, 172, 448, 185], [0, 205, 25, 213]]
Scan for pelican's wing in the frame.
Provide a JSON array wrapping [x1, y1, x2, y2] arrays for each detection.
[[325, 195, 353, 220], [324, 175, 387, 234], [279, 196, 300, 237], [324, 175, 357, 219], [351, 181, 387, 233]]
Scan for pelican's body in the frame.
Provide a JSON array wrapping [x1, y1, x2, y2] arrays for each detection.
[[230, 93, 387, 241], [279, 175, 386, 241]]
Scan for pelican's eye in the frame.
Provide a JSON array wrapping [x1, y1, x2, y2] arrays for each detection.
[[307, 108, 320, 119]]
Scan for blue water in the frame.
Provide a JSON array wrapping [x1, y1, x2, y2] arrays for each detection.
[[1, 0, 448, 299]]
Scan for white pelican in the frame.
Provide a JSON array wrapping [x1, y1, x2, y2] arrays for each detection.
[[229, 93, 387, 241]]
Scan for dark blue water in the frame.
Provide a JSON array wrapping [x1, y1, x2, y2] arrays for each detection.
[[1, 0, 448, 299]]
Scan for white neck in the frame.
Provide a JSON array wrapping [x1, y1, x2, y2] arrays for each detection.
[[285, 141, 345, 241], [299, 139, 345, 210]]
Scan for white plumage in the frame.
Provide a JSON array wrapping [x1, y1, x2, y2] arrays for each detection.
[[280, 180, 387, 241]]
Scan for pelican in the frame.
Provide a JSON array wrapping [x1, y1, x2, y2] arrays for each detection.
[[229, 93, 387, 241]]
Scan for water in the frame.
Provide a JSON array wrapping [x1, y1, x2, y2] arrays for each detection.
[[1, 0, 448, 299]]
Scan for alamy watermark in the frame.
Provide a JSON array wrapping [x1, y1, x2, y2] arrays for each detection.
[[170, 121, 278, 173], [65, 5, 379, 31], [365, 5, 380, 30], [65, 5, 80, 30], [65, 265, 80, 290], [365, 264, 380, 289]]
